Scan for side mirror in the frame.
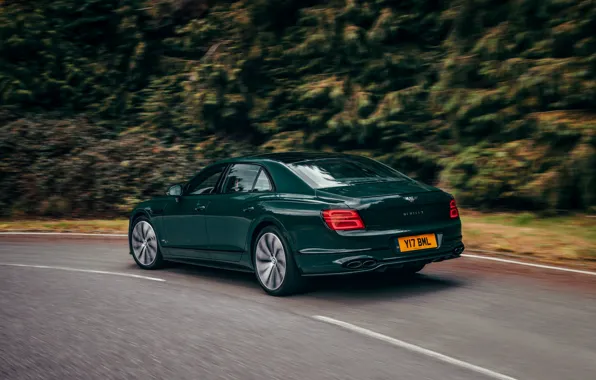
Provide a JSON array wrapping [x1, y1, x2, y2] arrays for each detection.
[[166, 184, 183, 199]]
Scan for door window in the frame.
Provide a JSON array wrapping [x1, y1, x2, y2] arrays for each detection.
[[186, 165, 227, 195], [222, 164, 261, 194]]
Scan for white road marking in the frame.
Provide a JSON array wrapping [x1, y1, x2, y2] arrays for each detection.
[[0, 232, 127, 237], [312, 316, 518, 380], [462, 253, 596, 276], [0, 263, 166, 282], [2, 232, 596, 276]]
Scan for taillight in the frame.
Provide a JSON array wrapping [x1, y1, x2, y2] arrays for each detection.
[[450, 199, 459, 219], [322, 209, 365, 231]]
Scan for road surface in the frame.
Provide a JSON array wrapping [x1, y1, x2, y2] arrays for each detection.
[[0, 235, 595, 380]]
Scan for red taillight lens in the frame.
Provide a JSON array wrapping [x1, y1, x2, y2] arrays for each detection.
[[322, 210, 365, 231], [450, 199, 459, 219]]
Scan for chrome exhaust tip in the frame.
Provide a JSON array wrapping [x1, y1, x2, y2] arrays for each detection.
[[362, 259, 377, 268], [345, 260, 363, 269]]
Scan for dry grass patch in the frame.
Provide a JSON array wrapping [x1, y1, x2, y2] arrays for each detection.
[[461, 211, 596, 267], [0, 219, 128, 234]]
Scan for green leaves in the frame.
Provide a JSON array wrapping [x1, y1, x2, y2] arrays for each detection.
[[2, 0, 596, 215], [0, 0, 148, 116]]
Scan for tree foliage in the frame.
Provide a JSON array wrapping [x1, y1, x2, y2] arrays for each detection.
[[1, 0, 595, 216]]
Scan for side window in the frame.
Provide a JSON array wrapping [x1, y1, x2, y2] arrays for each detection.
[[253, 169, 272, 192], [186, 165, 226, 195], [222, 164, 261, 194]]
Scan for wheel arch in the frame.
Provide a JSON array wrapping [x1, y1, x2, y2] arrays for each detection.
[[128, 209, 152, 254], [246, 215, 293, 269]]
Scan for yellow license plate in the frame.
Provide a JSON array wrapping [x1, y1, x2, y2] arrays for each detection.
[[398, 234, 438, 252]]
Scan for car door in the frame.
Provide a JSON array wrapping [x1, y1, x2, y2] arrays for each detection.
[[205, 164, 274, 262], [160, 164, 228, 259]]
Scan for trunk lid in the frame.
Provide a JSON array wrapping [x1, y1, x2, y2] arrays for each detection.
[[316, 179, 453, 230]]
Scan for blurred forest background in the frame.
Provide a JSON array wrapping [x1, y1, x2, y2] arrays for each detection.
[[1, 0, 595, 218]]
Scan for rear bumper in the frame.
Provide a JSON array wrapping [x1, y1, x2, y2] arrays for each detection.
[[295, 239, 464, 276]]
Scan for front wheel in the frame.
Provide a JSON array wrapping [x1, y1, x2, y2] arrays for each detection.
[[130, 217, 164, 270], [253, 226, 305, 296]]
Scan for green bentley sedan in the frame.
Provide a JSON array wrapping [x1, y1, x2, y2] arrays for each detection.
[[128, 152, 464, 296]]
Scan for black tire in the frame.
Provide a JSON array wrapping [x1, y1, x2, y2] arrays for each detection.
[[252, 226, 306, 296], [130, 216, 165, 270]]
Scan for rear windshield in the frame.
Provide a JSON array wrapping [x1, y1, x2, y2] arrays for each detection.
[[287, 157, 408, 189]]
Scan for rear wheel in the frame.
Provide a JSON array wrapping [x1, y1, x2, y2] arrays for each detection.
[[253, 226, 305, 296], [130, 217, 164, 270]]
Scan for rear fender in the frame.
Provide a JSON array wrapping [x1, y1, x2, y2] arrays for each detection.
[[245, 197, 346, 258], [246, 214, 292, 251]]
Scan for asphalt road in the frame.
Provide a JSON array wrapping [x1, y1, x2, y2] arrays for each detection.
[[0, 236, 595, 380]]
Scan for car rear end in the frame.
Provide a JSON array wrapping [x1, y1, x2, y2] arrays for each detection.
[[283, 156, 464, 275]]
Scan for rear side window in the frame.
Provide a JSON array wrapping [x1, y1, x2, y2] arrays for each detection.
[[222, 164, 261, 194], [288, 158, 407, 189], [253, 170, 273, 192]]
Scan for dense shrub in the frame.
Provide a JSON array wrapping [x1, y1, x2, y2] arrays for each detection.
[[0, 115, 253, 217], [1, 0, 595, 216]]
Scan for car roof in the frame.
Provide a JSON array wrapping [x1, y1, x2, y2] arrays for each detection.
[[229, 151, 357, 165]]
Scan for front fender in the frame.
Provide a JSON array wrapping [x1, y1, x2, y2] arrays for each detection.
[[128, 200, 167, 253]]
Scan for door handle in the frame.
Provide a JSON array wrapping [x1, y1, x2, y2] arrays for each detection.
[[243, 206, 254, 213], [195, 205, 206, 212]]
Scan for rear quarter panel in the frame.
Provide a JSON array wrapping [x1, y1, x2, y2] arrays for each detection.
[[243, 194, 346, 264]]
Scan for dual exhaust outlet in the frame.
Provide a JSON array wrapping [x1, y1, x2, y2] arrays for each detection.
[[344, 259, 377, 269]]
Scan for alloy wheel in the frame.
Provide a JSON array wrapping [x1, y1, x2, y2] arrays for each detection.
[[131, 221, 158, 266], [255, 232, 287, 291]]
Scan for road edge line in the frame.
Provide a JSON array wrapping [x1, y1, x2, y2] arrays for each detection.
[[1, 232, 595, 276], [0, 263, 166, 282], [312, 315, 518, 380], [461, 253, 596, 276], [0, 232, 127, 237]]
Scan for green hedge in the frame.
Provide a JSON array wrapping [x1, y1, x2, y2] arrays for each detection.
[[1, 0, 595, 216]]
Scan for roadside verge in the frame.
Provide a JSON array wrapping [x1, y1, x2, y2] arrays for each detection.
[[1, 212, 595, 272]]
